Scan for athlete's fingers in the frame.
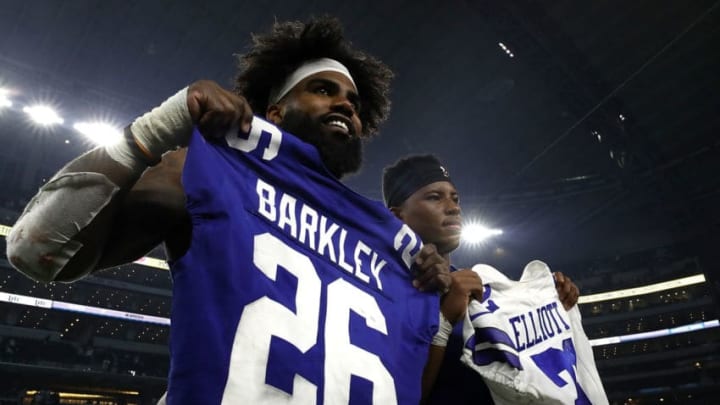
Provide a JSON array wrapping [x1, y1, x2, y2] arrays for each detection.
[[414, 244, 439, 267], [196, 100, 247, 138], [563, 277, 580, 310], [187, 80, 254, 138], [413, 263, 452, 293], [412, 244, 449, 290], [413, 245, 451, 292], [440, 270, 483, 324], [554, 272, 579, 310], [554, 272, 568, 300], [451, 269, 484, 301], [415, 250, 445, 273]]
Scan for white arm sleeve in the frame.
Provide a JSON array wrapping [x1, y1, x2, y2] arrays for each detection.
[[6, 172, 119, 282], [106, 87, 192, 169], [7, 86, 194, 282]]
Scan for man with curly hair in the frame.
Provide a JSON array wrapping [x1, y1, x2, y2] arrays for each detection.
[[7, 16, 450, 404]]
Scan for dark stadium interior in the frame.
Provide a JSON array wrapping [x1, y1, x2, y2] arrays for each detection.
[[0, 0, 718, 404]]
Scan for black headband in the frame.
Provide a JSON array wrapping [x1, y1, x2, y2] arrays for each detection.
[[382, 155, 453, 207]]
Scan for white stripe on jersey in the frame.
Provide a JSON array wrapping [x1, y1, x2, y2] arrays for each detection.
[[461, 260, 608, 405]]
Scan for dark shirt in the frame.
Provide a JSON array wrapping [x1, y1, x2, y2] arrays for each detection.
[[426, 323, 494, 404], [426, 266, 494, 404]]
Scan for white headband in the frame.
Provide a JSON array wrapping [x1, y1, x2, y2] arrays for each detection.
[[269, 58, 357, 104]]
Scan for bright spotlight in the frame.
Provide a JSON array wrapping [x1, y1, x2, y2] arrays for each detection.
[[23, 104, 64, 126], [74, 122, 123, 146], [0, 89, 12, 108], [462, 222, 503, 245]]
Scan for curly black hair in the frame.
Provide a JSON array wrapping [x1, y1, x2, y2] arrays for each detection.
[[234, 16, 393, 136]]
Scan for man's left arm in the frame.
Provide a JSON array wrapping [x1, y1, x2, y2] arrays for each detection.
[[420, 268, 484, 404]]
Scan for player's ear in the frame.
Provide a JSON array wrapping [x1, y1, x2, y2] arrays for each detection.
[[389, 206, 404, 220], [266, 103, 284, 125]]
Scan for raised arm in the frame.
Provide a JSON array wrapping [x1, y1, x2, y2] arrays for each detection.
[[6, 128, 169, 282], [6, 81, 253, 282]]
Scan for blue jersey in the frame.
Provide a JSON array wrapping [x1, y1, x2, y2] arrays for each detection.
[[167, 117, 439, 404]]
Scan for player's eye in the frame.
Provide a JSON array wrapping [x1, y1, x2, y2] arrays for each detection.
[[348, 97, 361, 113], [313, 86, 330, 95]]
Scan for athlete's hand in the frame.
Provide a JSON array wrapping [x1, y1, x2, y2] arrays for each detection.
[[554, 271, 580, 310], [441, 269, 484, 324], [412, 244, 452, 293], [187, 80, 254, 139]]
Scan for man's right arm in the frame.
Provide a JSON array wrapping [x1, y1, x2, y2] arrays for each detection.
[[6, 137, 176, 282], [6, 81, 253, 283]]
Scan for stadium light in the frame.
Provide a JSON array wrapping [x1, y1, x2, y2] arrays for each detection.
[[23, 104, 64, 126], [461, 221, 503, 245], [73, 121, 123, 146], [0, 89, 12, 108], [498, 42, 515, 58]]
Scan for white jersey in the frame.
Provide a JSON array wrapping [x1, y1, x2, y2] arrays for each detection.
[[460, 261, 608, 405]]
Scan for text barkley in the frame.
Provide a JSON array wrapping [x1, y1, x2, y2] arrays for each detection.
[[255, 178, 421, 291]]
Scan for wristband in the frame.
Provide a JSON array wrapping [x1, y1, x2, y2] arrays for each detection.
[[431, 311, 453, 347], [106, 87, 192, 170], [126, 125, 161, 166], [104, 126, 149, 172], [129, 87, 192, 161]]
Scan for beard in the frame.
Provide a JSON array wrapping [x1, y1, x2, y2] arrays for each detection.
[[279, 108, 363, 179]]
